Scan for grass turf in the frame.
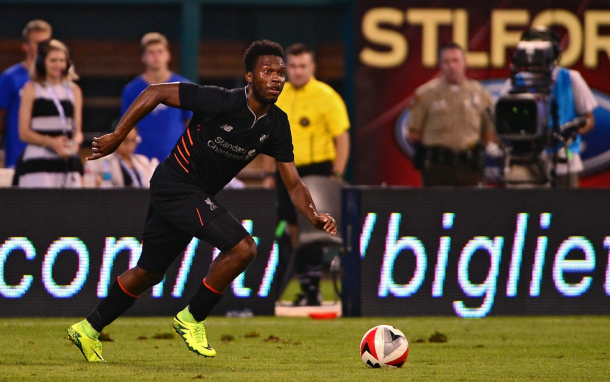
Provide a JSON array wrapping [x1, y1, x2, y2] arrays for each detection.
[[1, 316, 609, 381]]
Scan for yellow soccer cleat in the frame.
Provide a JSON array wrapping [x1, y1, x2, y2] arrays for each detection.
[[173, 308, 216, 357], [67, 320, 105, 362]]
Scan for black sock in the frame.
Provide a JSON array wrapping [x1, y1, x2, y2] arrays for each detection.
[[187, 279, 223, 321], [86, 277, 138, 332]]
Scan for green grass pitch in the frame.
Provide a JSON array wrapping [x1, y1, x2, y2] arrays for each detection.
[[1, 316, 609, 381]]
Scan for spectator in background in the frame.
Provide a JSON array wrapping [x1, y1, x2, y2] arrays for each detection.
[[15, 39, 83, 187], [85, 127, 158, 188], [262, 43, 350, 306], [0, 20, 52, 168], [408, 42, 495, 186], [121, 32, 192, 162]]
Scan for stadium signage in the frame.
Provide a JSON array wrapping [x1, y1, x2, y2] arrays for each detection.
[[0, 231, 279, 300], [0, 189, 279, 317], [342, 188, 610, 317], [360, 8, 610, 69], [361, 212, 606, 318], [353, 1, 610, 188]]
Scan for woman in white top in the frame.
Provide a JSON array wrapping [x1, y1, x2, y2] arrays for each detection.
[[86, 127, 158, 188], [15, 39, 83, 187]]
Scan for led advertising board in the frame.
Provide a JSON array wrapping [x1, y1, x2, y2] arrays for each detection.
[[0, 189, 279, 317], [342, 188, 610, 317]]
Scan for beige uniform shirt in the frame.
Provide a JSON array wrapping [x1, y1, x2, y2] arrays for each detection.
[[408, 78, 494, 152]]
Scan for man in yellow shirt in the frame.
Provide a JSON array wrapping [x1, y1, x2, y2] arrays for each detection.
[[262, 43, 350, 306]]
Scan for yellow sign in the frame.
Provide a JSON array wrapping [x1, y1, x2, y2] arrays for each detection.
[[360, 8, 610, 69]]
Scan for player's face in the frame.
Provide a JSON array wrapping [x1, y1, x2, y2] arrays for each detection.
[[286, 52, 315, 88], [249, 55, 286, 104], [23, 30, 51, 61], [142, 43, 171, 71], [44, 49, 68, 80], [440, 48, 466, 84]]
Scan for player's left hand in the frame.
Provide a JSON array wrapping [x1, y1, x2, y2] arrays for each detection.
[[87, 132, 123, 161], [312, 213, 337, 236]]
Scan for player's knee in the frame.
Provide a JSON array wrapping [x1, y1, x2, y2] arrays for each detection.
[[235, 236, 257, 265], [134, 267, 165, 287]]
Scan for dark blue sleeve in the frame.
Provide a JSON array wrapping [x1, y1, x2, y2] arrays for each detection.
[[0, 72, 14, 110], [120, 84, 136, 116], [182, 109, 193, 122]]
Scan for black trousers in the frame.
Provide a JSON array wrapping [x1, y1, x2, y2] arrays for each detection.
[[275, 161, 333, 297], [275, 161, 333, 224], [422, 161, 484, 186]]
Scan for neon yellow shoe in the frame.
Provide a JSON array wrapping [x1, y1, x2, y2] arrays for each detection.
[[173, 308, 216, 357], [67, 320, 105, 362]]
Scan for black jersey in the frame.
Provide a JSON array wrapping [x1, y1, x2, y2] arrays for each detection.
[[157, 82, 294, 196]]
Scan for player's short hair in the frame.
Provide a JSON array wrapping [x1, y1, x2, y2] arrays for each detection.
[[244, 40, 284, 72], [285, 43, 316, 61], [22, 19, 52, 43], [439, 42, 465, 59], [140, 32, 169, 53]]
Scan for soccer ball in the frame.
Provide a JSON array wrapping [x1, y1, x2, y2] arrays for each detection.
[[360, 325, 409, 368]]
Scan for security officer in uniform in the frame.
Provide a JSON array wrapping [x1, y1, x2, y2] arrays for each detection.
[[408, 42, 495, 186], [262, 43, 350, 306]]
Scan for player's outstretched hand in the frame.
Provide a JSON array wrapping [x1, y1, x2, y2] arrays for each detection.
[[87, 133, 123, 161], [312, 213, 337, 236]]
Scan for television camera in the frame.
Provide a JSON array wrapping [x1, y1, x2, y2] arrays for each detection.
[[494, 31, 586, 186]]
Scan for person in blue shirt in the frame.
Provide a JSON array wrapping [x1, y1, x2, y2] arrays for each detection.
[[0, 20, 52, 168], [121, 32, 192, 162]]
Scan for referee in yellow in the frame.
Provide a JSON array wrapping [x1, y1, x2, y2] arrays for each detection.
[[262, 43, 350, 306]]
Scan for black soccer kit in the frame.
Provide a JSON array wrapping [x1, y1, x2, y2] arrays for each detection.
[[137, 83, 294, 275]]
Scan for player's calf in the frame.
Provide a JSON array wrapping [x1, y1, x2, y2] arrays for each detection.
[[116, 266, 165, 295], [205, 236, 257, 291]]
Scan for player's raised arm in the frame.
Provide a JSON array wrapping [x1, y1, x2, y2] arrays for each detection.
[[276, 160, 337, 235], [88, 82, 181, 160]]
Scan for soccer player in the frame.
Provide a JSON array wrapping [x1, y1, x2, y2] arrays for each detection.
[[67, 40, 337, 362]]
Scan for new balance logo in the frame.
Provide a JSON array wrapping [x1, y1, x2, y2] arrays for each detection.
[[220, 124, 233, 132], [205, 198, 218, 210]]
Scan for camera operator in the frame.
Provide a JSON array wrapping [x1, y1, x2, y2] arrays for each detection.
[[499, 27, 597, 188], [408, 42, 495, 187]]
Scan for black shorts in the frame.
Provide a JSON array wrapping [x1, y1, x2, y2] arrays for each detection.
[[275, 161, 333, 224], [137, 182, 248, 275]]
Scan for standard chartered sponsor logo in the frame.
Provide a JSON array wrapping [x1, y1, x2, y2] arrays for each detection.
[[214, 137, 247, 153], [208, 136, 256, 160]]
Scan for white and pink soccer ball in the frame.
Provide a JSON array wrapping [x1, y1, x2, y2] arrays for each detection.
[[360, 325, 409, 368]]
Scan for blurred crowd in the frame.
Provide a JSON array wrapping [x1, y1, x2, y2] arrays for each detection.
[[0, 20, 598, 190], [0, 21, 191, 189]]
